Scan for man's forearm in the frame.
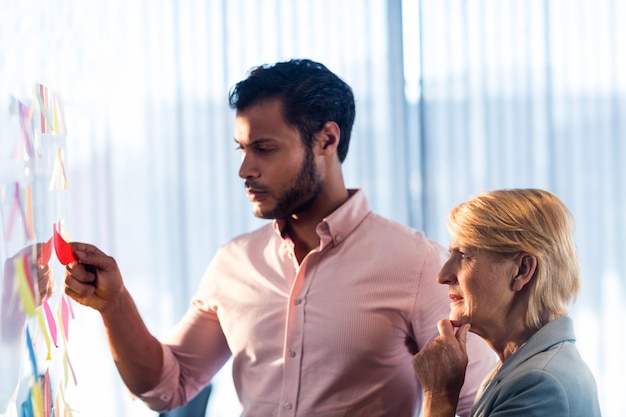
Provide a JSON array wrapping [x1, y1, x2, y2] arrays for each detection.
[[101, 288, 164, 395]]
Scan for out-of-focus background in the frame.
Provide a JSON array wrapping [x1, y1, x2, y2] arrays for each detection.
[[1, 0, 624, 416]]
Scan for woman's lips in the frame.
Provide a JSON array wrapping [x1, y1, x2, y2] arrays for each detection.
[[449, 294, 463, 302]]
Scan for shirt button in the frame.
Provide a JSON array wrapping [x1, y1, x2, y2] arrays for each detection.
[[294, 298, 302, 305], [289, 350, 296, 358], [284, 402, 292, 410]]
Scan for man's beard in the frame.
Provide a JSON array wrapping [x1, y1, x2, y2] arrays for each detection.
[[257, 147, 323, 220]]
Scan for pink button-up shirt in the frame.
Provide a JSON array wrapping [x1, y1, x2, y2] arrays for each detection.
[[140, 189, 497, 416]]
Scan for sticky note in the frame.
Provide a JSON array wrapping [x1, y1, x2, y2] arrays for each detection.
[[53, 224, 76, 265]]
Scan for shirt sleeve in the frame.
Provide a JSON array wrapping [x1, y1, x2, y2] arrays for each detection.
[[137, 280, 232, 411]]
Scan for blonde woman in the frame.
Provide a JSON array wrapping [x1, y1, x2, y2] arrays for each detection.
[[413, 189, 601, 417]]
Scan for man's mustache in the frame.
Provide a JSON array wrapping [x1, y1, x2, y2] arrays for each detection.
[[244, 180, 269, 192]]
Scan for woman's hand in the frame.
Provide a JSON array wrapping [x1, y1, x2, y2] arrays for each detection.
[[412, 319, 470, 417]]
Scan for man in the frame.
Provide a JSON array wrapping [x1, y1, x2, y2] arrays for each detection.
[[64, 59, 496, 416]]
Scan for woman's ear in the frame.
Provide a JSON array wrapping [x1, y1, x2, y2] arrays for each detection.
[[512, 253, 537, 291]]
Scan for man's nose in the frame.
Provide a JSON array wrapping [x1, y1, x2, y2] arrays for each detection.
[[238, 154, 259, 179]]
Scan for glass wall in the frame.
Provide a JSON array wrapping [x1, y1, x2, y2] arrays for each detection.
[[1, 0, 623, 415]]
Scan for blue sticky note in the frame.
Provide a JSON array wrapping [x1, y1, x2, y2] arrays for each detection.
[[26, 328, 38, 377]]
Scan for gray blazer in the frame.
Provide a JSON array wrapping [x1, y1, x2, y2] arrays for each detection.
[[471, 316, 601, 417]]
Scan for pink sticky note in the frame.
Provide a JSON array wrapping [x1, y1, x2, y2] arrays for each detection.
[[60, 295, 71, 341], [43, 297, 58, 347], [53, 223, 76, 265], [44, 370, 52, 417]]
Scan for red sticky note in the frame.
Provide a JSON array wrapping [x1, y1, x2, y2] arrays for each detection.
[[38, 236, 53, 265], [53, 224, 76, 265]]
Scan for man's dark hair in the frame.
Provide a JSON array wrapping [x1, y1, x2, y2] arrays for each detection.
[[228, 59, 355, 163]]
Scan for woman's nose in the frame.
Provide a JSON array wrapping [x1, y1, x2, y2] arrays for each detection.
[[437, 259, 457, 285]]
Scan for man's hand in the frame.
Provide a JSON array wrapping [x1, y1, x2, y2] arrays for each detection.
[[63, 242, 164, 395], [64, 242, 125, 313]]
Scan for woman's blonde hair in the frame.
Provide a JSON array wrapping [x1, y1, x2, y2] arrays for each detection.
[[447, 188, 580, 329]]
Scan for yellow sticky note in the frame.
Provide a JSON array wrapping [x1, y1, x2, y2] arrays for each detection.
[[36, 309, 52, 360], [30, 380, 44, 417], [15, 256, 36, 316]]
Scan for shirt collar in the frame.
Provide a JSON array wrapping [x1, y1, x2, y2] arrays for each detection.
[[271, 188, 370, 247]]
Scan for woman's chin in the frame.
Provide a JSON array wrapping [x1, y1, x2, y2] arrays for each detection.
[[449, 314, 470, 326]]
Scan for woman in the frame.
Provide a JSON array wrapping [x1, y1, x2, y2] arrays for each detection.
[[413, 189, 601, 417]]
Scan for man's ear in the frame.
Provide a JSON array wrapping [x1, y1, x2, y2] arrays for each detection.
[[512, 253, 537, 291], [316, 121, 340, 154]]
